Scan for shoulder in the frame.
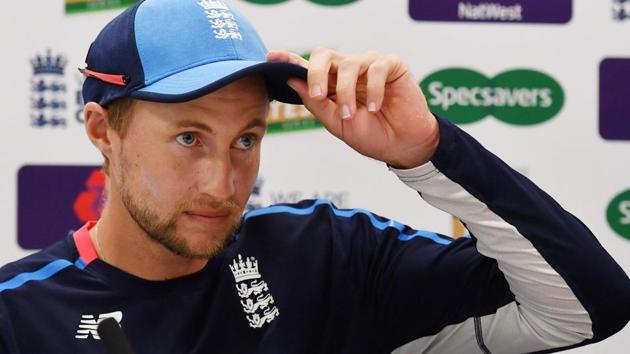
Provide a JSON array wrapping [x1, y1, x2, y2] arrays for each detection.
[[0, 236, 78, 296], [239, 198, 412, 240], [241, 198, 379, 229]]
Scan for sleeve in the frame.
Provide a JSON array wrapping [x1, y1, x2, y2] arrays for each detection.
[[337, 117, 630, 353]]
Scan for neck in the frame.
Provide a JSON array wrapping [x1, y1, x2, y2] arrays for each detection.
[[89, 185, 208, 281]]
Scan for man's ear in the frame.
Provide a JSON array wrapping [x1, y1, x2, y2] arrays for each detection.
[[84, 102, 113, 160]]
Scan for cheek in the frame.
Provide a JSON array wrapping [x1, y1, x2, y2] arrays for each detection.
[[232, 151, 260, 203], [124, 149, 193, 203]]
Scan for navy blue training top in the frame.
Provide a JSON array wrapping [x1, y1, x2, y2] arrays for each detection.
[[1, 118, 629, 354]]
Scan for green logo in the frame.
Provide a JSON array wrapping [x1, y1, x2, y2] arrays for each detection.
[[65, 0, 139, 14], [265, 51, 325, 135], [266, 102, 321, 134], [606, 190, 630, 241], [242, 0, 359, 5], [420, 68, 564, 125]]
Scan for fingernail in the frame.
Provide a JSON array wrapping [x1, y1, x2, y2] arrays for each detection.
[[310, 84, 322, 98], [341, 104, 352, 120], [368, 101, 377, 112]]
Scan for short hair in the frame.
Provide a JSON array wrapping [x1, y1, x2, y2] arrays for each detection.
[[101, 97, 136, 175]]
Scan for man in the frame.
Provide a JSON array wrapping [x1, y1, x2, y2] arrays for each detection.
[[0, 0, 628, 353]]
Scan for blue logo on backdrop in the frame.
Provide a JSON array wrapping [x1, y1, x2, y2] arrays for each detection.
[[245, 177, 350, 212], [613, 0, 630, 21], [30, 49, 86, 128], [74, 73, 85, 123], [245, 178, 265, 212], [30, 49, 67, 127]]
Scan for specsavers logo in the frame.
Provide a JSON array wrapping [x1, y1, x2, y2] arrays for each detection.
[[242, 0, 359, 5], [420, 68, 564, 125], [607, 190, 630, 241]]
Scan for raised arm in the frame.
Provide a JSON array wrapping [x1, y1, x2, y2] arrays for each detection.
[[267, 47, 630, 353], [386, 117, 630, 352]]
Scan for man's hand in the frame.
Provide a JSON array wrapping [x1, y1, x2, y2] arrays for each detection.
[[267, 48, 439, 169]]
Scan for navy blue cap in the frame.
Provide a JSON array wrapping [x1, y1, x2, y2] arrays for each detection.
[[81, 0, 306, 106]]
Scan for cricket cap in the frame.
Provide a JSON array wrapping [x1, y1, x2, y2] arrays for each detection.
[[81, 0, 306, 106]]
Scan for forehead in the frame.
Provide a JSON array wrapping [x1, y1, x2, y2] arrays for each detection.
[[188, 75, 269, 108], [131, 75, 270, 128]]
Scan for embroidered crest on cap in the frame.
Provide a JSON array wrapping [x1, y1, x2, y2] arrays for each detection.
[[197, 0, 243, 40]]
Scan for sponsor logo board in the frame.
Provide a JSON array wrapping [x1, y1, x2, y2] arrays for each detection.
[[420, 68, 564, 125], [599, 58, 630, 140], [18, 166, 105, 249], [409, 0, 572, 23]]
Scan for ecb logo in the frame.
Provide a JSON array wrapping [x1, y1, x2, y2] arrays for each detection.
[[29, 49, 85, 129], [30, 50, 68, 127], [241, 0, 358, 5], [607, 190, 630, 241], [420, 68, 564, 125], [613, 0, 630, 21]]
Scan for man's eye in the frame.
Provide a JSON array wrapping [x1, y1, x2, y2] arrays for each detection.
[[176, 132, 199, 147], [235, 134, 256, 150]]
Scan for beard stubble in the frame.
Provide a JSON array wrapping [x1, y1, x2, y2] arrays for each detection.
[[118, 162, 242, 260]]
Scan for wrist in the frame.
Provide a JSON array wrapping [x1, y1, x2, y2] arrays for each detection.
[[387, 113, 440, 169]]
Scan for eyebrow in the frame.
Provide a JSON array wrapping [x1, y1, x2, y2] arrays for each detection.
[[244, 116, 268, 131], [174, 116, 267, 134], [175, 120, 214, 134]]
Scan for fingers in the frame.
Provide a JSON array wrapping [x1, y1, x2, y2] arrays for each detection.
[[334, 52, 378, 119], [278, 47, 407, 126], [366, 55, 401, 112], [305, 48, 402, 119], [266, 50, 309, 68], [306, 47, 337, 99], [286, 77, 342, 139]]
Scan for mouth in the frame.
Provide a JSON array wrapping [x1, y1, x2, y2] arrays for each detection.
[[184, 210, 231, 226]]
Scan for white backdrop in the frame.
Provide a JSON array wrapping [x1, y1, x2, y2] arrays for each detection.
[[0, 0, 628, 352]]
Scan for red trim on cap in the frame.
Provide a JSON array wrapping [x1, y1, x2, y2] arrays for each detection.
[[81, 68, 128, 87], [72, 221, 99, 265]]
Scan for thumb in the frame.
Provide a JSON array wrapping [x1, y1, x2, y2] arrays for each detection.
[[286, 78, 341, 138]]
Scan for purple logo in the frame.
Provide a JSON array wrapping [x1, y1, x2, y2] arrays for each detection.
[[600, 58, 630, 141], [409, 0, 572, 23], [18, 165, 105, 249]]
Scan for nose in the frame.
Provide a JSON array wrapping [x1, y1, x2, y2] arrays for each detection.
[[196, 152, 235, 201]]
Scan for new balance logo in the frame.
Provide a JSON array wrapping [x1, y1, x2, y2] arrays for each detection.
[[75, 311, 123, 339]]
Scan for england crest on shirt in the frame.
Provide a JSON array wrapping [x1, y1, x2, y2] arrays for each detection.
[[229, 254, 279, 328]]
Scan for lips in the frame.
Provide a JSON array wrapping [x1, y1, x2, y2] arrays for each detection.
[[185, 210, 230, 218], [184, 209, 232, 228]]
